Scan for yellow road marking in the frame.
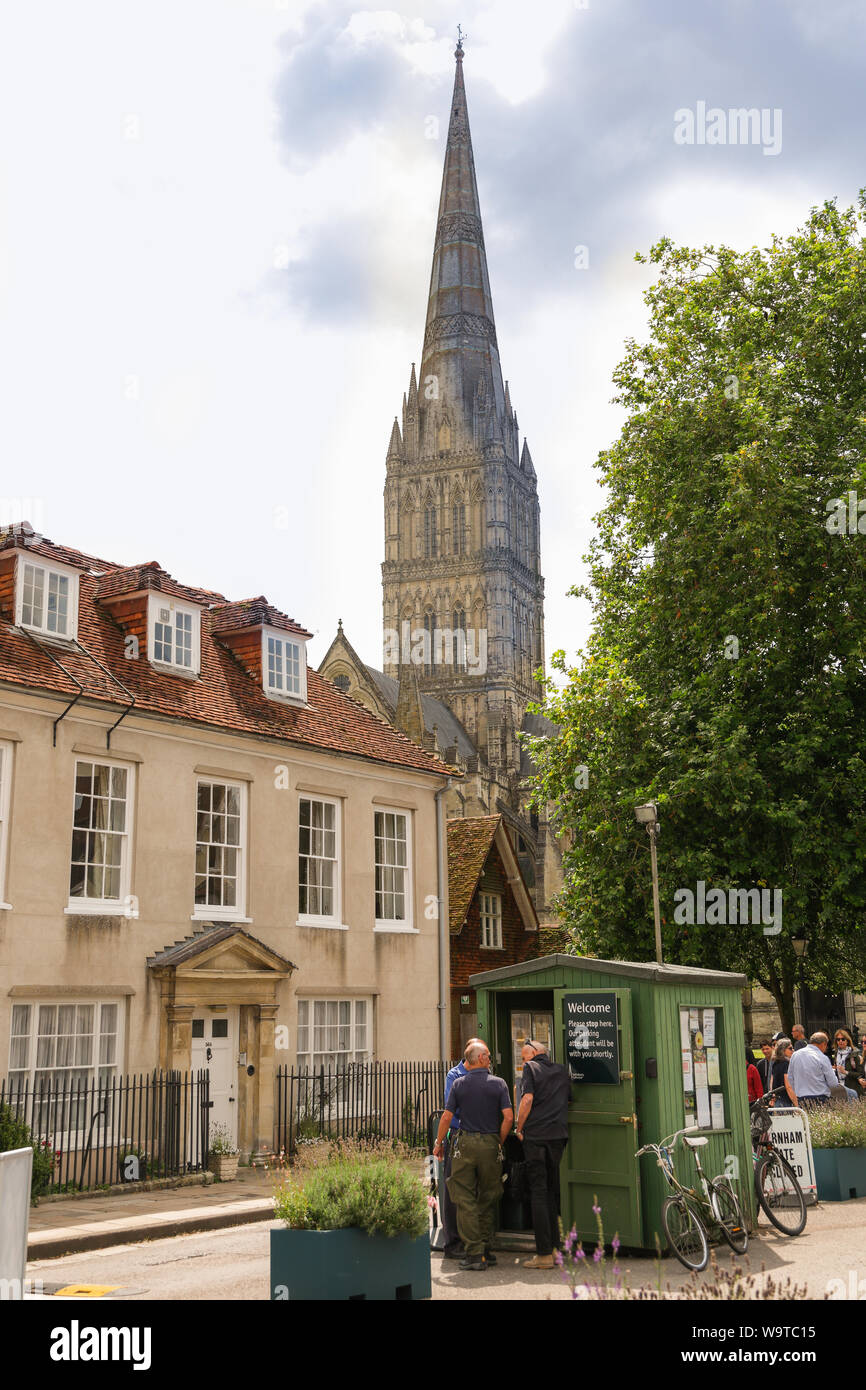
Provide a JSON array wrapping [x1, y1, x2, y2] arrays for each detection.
[[55, 1284, 119, 1298]]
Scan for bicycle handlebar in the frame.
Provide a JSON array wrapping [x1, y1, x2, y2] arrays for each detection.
[[635, 1128, 689, 1160]]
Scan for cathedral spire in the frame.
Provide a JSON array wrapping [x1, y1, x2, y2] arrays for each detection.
[[418, 38, 507, 452]]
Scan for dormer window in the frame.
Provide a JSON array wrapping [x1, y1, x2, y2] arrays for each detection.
[[17, 558, 78, 640], [263, 628, 307, 703], [148, 595, 201, 676]]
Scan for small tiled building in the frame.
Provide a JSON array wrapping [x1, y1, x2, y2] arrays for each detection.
[[447, 815, 538, 1057]]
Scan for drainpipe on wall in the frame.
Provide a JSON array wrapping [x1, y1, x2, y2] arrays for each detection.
[[435, 778, 451, 1064]]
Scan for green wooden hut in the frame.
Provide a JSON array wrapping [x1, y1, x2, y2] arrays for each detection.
[[470, 954, 755, 1251]]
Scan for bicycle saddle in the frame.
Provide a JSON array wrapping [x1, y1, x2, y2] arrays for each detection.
[[683, 1135, 709, 1148]]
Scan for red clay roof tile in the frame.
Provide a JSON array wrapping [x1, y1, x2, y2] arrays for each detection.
[[0, 530, 449, 777]]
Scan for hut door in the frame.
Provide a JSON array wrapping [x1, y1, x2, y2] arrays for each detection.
[[552, 987, 642, 1249]]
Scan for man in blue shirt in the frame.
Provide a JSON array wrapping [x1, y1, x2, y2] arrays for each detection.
[[434, 1041, 513, 1271], [436, 1037, 484, 1259], [785, 1032, 837, 1107]]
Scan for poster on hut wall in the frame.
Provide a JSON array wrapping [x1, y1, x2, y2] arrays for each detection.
[[680, 1005, 726, 1131]]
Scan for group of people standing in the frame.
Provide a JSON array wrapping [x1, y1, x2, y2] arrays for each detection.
[[746, 1024, 866, 1107], [432, 1037, 570, 1274]]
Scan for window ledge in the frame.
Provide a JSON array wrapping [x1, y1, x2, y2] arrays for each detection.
[[22, 630, 76, 649], [65, 903, 133, 918], [0, 902, 12, 911], [263, 689, 309, 709], [150, 661, 200, 681], [374, 924, 419, 935], [296, 918, 349, 931], [480, 945, 505, 951], [191, 913, 253, 924]]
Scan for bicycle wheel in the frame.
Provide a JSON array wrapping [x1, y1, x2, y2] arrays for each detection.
[[709, 1181, 748, 1254], [754, 1151, 807, 1236], [662, 1195, 709, 1271]]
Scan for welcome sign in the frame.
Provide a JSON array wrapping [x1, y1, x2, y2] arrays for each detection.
[[564, 992, 620, 1084]]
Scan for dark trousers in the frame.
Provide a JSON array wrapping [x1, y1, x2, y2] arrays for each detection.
[[439, 1132, 462, 1252], [523, 1137, 566, 1257]]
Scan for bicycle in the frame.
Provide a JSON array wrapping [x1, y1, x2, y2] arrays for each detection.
[[636, 1128, 748, 1271], [749, 1091, 807, 1237]]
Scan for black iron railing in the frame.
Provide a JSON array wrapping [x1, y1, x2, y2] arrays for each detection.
[[0, 1069, 210, 1192], [274, 1060, 454, 1154]]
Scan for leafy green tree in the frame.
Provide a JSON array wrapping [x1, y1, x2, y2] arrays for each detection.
[[527, 196, 866, 1037]]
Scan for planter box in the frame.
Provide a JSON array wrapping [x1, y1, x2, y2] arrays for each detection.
[[812, 1147, 866, 1201], [208, 1154, 239, 1182], [270, 1228, 431, 1301]]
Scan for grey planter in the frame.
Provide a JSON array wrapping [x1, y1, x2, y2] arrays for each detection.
[[812, 1146, 866, 1201], [270, 1228, 431, 1301]]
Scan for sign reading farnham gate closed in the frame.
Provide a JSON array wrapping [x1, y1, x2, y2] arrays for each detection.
[[565, 992, 620, 1085]]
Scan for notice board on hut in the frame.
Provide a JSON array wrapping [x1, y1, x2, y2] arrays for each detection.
[[564, 992, 620, 1084], [680, 1006, 726, 1130]]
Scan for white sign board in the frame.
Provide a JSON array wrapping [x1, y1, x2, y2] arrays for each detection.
[[766, 1107, 817, 1204], [0, 1147, 33, 1300]]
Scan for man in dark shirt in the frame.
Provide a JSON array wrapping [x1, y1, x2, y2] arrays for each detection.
[[433, 1041, 513, 1271], [515, 1040, 571, 1269], [755, 1040, 774, 1092], [438, 1037, 485, 1258]]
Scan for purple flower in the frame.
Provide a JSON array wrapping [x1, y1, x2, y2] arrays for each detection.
[[612, 1236, 621, 1253], [592, 1204, 601, 1214], [593, 1247, 603, 1263], [575, 1247, 585, 1260]]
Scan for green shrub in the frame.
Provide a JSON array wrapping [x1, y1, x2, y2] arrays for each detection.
[[0, 1102, 56, 1200], [807, 1100, 866, 1149], [274, 1148, 427, 1240]]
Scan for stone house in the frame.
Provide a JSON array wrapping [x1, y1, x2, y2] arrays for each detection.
[[0, 524, 450, 1159]]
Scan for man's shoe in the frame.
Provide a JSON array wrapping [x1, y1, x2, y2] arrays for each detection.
[[459, 1254, 488, 1271], [523, 1254, 555, 1269], [484, 1249, 498, 1266]]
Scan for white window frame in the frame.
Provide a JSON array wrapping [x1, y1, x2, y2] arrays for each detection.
[[65, 757, 135, 916], [373, 808, 415, 933], [193, 778, 249, 922], [480, 891, 503, 949], [7, 999, 124, 1148], [262, 627, 307, 704], [297, 795, 344, 929], [147, 593, 201, 676], [296, 997, 372, 1070], [0, 740, 12, 908], [15, 554, 79, 640]]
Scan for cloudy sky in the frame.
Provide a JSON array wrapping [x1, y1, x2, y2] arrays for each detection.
[[1, 0, 864, 672]]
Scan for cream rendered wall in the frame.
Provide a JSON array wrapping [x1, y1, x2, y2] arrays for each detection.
[[0, 688, 447, 1077]]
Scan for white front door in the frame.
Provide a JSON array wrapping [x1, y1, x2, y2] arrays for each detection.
[[191, 1008, 238, 1146]]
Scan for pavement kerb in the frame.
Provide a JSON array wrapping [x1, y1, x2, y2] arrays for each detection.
[[28, 1196, 274, 1260]]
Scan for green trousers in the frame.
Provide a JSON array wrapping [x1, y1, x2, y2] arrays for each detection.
[[446, 1132, 503, 1256]]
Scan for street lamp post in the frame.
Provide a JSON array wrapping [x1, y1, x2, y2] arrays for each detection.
[[635, 802, 663, 966], [792, 934, 808, 1033]]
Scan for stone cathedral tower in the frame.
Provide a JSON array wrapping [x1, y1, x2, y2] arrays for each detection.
[[381, 37, 545, 787]]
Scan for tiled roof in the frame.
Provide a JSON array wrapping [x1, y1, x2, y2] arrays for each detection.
[[0, 531, 450, 778], [447, 815, 501, 934], [96, 563, 223, 606], [210, 598, 312, 639]]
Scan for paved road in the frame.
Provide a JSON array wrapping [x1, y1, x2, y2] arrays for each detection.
[[25, 1198, 866, 1301]]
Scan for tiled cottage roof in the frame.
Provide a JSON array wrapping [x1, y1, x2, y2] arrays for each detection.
[[447, 815, 501, 934], [0, 528, 450, 778], [96, 562, 222, 606], [210, 597, 313, 639]]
